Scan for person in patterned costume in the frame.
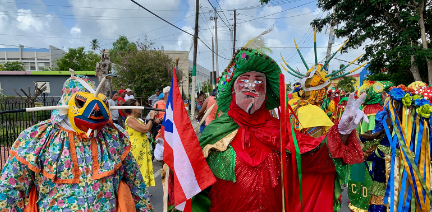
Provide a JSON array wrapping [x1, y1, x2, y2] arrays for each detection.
[[0, 74, 153, 211], [192, 48, 368, 212]]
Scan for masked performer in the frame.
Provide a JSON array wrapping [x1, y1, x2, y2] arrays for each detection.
[[322, 87, 340, 122], [0, 74, 153, 211], [195, 46, 367, 212]]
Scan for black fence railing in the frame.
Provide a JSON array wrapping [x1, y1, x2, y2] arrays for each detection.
[[0, 96, 60, 168]]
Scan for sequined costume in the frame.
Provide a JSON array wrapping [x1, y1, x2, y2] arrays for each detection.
[[0, 76, 153, 211], [194, 48, 364, 212]]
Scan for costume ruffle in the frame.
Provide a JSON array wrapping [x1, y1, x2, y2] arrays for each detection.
[[10, 120, 130, 184]]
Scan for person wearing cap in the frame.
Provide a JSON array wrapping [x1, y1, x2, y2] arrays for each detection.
[[148, 89, 161, 106], [125, 88, 135, 101], [108, 91, 120, 124], [196, 88, 220, 133], [153, 86, 170, 119], [118, 89, 127, 124]]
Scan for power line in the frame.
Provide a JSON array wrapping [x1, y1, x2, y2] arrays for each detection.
[[206, 0, 232, 31], [226, 0, 304, 11], [236, 1, 315, 24], [130, 0, 229, 60], [3, 1, 193, 11]]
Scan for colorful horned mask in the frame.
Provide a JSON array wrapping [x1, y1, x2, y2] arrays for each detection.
[[68, 91, 110, 134]]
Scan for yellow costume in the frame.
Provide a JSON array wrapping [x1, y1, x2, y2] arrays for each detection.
[[126, 116, 155, 186]]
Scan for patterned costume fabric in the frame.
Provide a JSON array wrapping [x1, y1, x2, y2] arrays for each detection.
[[0, 75, 153, 211], [125, 116, 155, 187]]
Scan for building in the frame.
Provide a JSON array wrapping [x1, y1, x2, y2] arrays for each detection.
[[331, 73, 361, 91], [188, 60, 211, 94], [0, 71, 98, 96], [164, 51, 190, 96], [0, 45, 65, 71]]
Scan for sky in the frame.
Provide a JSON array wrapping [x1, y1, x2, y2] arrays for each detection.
[[0, 0, 368, 84]]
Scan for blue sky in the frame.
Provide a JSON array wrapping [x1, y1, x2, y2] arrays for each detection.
[[0, 0, 366, 84]]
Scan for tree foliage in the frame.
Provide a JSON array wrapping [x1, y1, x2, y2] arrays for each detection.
[[112, 42, 177, 99], [55, 47, 100, 71], [337, 76, 356, 93], [109, 36, 138, 63], [311, 0, 432, 84], [0, 61, 25, 71]]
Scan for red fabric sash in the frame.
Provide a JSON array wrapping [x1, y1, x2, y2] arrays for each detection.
[[227, 94, 280, 166]]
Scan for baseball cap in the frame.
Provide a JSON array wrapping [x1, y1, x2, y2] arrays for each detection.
[[119, 89, 126, 94], [155, 89, 160, 92], [126, 88, 132, 92]]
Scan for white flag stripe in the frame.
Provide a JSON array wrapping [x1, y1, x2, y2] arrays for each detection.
[[164, 125, 202, 198], [175, 201, 186, 211], [164, 103, 202, 199]]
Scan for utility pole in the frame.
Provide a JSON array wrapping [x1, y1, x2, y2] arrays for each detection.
[[191, 0, 199, 119], [233, 10, 236, 55], [212, 37, 215, 89], [325, 6, 336, 70], [214, 8, 219, 80]]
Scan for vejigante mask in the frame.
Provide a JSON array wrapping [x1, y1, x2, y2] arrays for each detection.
[[68, 92, 109, 135]]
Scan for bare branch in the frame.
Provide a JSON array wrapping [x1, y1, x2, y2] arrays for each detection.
[[13, 89, 23, 98]]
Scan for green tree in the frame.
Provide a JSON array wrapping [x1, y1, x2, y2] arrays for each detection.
[[337, 76, 356, 93], [0, 61, 25, 71], [112, 42, 175, 99], [56, 47, 100, 71], [109, 35, 138, 63], [90, 39, 100, 51], [312, 0, 432, 84]]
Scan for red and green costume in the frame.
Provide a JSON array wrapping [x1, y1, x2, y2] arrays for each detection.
[[194, 48, 364, 212]]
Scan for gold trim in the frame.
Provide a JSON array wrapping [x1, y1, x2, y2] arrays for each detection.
[[202, 129, 238, 158], [348, 203, 368, 212]]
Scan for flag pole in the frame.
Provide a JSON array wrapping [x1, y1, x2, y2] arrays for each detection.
[[279, 73, 288, 211]]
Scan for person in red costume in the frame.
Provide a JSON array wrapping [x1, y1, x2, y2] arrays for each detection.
[[179, 48, 367, 212]]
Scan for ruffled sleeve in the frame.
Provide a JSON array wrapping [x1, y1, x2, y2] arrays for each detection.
[[326, 124, 363, 164]]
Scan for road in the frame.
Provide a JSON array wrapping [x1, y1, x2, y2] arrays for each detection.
[[147, 119, 353, 212]]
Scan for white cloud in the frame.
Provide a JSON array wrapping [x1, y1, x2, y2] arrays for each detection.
[[16, 9, 48, 32], [70, 27, 81, 35]]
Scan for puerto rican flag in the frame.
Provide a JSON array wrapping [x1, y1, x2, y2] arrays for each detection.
[[160, 69, 216, 211]]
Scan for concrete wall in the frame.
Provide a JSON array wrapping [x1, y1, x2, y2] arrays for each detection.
[[50, 45, 65, 68], [0, 75, 99, 96], [164, 51, 189, 96]]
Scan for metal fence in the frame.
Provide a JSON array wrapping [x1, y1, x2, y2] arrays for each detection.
[[0, 96, 60, 168], [0, 96, 151, 168]]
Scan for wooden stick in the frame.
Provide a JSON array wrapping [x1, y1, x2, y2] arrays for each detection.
[[194, 103, 216, 133], [163, 165, 170, 212]]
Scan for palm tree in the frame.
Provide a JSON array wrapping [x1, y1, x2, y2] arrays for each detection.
[[90, 39, 100, 51], [337, 76, 357, 93]]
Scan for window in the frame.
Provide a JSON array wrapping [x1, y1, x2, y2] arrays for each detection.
[[30, 62, 36, 71], [36, 82, 50, 93]]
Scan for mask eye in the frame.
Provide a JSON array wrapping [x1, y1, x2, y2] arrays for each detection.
[[75, 95, 87, 108], [242, 79, 249, 83], [255, 80, 262, 84]]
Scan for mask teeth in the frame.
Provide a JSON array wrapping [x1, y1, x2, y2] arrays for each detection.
[[87, 128, 92, 137]]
